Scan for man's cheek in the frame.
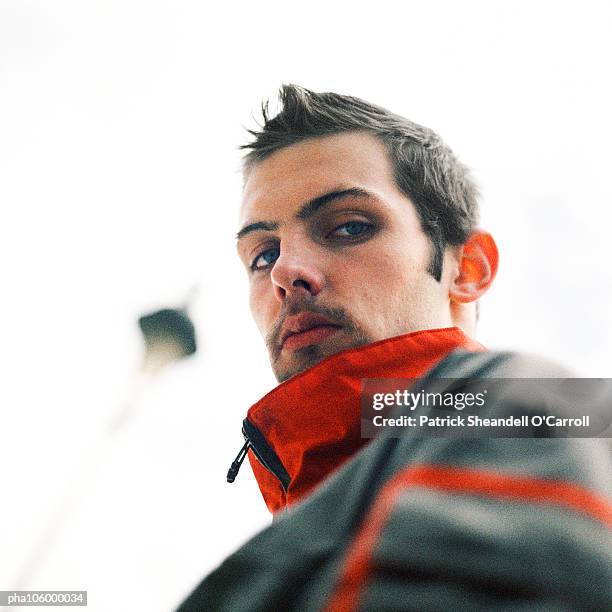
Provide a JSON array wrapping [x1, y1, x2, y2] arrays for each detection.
[[249, 288, 266, 333], [250, 287, 274, 337]]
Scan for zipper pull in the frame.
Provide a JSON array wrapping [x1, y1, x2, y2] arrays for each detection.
[[226, 439, 251, 483]]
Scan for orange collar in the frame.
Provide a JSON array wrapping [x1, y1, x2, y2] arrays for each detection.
[[244, 327, 484, 513]]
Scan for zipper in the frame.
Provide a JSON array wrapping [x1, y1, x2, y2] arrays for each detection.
[[226, 439, 251, 483], [226, 418, 290, 491]]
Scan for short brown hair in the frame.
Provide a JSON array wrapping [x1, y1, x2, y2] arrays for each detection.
[[241, 84, 480, 281]]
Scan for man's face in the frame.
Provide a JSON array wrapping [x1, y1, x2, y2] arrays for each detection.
[[237, 131, 456, 382]]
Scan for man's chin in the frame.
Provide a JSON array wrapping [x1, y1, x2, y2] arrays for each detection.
[[273, 335, 370, 382]]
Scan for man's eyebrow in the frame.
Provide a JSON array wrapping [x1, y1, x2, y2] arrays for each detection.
[[236, 220, 279, 241], [236, 187, 372, 241], [296, 187, 372, 220]]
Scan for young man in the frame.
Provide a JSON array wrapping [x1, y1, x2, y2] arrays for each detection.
[[179, 86, 611, 611]]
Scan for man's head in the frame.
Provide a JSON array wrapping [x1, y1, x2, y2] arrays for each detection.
[[237, 85, 498, 382]]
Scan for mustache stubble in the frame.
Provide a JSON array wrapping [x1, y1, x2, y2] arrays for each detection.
[[265, 300, 371, 367]]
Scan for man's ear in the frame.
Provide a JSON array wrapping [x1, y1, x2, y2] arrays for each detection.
[[449, 230, 499, 303]]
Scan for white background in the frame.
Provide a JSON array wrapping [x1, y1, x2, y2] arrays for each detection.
[[1, 1, 611, 610]]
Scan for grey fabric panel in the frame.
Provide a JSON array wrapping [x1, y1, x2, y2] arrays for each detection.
[[359, 489, 611, 611], [360, 578, 576, 612]]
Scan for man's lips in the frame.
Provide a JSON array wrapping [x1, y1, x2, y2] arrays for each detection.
[[280, 313, 342, 351], [282, 325, 341, 350]]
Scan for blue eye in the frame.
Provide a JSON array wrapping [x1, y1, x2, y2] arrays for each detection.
[[333, 221, 371, 237], [251, 247, 280, 271]]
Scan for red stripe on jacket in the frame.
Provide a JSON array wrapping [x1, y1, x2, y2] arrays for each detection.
[[324, 464, 612, 612]]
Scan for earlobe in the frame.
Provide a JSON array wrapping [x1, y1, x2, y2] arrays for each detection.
[[450, 230, 499, 303]]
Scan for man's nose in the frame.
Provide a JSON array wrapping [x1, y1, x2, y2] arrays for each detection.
[[269, 244, 324, 303]]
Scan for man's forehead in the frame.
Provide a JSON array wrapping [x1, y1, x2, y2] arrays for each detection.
[[240, 131, 393, 223]]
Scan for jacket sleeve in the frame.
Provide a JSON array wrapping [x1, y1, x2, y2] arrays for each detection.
[[324, 441, 611, 611], [325, 351, 612, 611], [177, 351, 612, 612]]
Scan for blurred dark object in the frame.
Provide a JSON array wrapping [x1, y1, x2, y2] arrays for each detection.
[[139, 308, 197, 356], [139, 308, 197, 374]]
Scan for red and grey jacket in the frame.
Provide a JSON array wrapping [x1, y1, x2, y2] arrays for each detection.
[[179, 328, 612, 611]]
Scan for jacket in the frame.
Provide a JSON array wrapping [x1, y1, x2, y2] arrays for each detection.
[[179, 327, 612, 611]]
